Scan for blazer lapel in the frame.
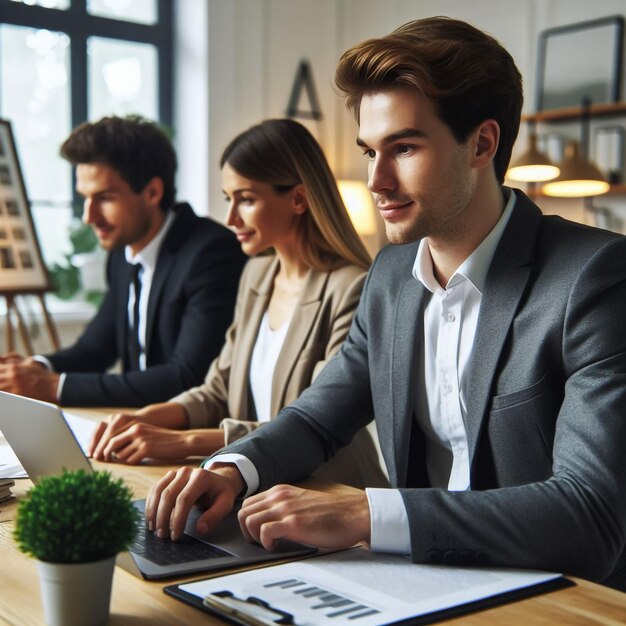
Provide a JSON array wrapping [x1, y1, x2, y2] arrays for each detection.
[[271, 268, 326, 416], [144, 205, 191, 357], [388, 273, 428, 487], [465, 192, 542, 473], [229, 257, 278, 421]]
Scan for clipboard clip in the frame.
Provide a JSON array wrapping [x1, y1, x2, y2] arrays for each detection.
[[203, 590, 297, 626]]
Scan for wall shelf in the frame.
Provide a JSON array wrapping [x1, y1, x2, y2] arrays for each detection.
[[519, 102, 626, 204], [522, 102, 626, 123]]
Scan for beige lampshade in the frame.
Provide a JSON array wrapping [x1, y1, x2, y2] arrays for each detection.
[[542, 141, 610, 197], [338, 180, 377, 236], [507, 134, 560, 182]]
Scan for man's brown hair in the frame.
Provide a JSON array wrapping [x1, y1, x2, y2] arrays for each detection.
[[335, 16, 523, 183], [61, 115, 177, 211]]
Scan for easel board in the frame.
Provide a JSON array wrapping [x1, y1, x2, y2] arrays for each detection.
[[0, 118, 51, 294]]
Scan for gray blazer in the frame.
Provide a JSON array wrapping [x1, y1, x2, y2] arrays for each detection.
[[220, 191, 626, 587]]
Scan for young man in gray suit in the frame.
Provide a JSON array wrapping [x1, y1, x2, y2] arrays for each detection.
[[145, 18, 626, 589], [0, 116, 246, 407]]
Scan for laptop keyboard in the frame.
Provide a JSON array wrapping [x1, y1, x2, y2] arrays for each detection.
[[130, 520, 232, 566]]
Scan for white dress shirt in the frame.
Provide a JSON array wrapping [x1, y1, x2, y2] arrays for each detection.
[[367, 189, 515, 553], [43, 210, 175, 399], [125, 209, 175, 372], [210, 190, 516, 555]]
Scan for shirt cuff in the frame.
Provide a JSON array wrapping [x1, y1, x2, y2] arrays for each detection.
[[32, 355, 53, 370], [204, 453, 259, 498], [32, 356, 64, 403], [366, 488, 411, 554], [56, 373, 67, 403]]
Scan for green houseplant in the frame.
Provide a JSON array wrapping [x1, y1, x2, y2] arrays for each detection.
[[14, 469, 139, 626], [49, 220, 106, 306]]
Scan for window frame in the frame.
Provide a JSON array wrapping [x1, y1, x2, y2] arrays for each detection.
[[1, 0, 173, 227]]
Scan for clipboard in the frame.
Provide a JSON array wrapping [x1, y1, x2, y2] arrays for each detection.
[[163, 548, 573, 626], [165, 586, 296, 626], [164, 578, 572, 625]]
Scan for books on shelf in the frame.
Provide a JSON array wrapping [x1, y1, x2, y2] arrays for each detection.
[[0, 477, 15, 503]]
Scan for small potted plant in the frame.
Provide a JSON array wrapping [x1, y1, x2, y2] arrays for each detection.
[[14, 469, 139, 626]]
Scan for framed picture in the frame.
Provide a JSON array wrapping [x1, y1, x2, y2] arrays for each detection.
[[0, 119, 51, 294], [536, 15, 624, 111]]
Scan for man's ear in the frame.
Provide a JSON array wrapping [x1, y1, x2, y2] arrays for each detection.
[[472, 119, 500, 170], [292, 184, 309, 215], [144, 177, 164, 208]]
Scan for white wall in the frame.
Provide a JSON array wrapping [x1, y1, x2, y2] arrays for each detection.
[[174, 0, 626, 232], [6, 1, 624, 354], [173, 0, 209, 215]]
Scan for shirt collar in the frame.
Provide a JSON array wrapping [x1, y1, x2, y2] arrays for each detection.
[[413, 187, 516, 294], [125, 209, 176, 271]]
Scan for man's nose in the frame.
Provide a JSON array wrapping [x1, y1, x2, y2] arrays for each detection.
[[82, 198, 96, 224], [368, 157, 395, 194]]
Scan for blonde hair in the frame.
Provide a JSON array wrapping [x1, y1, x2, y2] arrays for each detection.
[[220, 119, 370, 271]]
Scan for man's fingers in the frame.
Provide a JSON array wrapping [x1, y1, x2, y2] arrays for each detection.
[[145, 469, 176, 529], [153, 468, 193, 538], [239, 490, 293, 546], [258, 520, 290, 551], [194, 488, 234, 536]]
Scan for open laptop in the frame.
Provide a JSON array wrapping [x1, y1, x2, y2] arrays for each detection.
[[0, 391, 316, 579]]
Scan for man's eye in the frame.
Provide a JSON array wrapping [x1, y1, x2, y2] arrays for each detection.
[[362, 149, 375, 160], [397, 145, 413, 155]]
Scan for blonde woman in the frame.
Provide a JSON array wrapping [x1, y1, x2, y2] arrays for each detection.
[[89, 119, 387, 488]]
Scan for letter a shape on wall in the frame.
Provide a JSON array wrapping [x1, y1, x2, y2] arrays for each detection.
[[286, 60, 323, 121]]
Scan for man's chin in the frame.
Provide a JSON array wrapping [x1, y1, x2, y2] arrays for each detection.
[[95, 237, 117, 251], [383, 222, 421, 245]]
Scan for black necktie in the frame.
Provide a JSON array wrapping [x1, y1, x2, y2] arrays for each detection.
[[129, 263, 143, 370]]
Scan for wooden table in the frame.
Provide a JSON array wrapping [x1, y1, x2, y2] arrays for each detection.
[[1, 409, 625, 625]]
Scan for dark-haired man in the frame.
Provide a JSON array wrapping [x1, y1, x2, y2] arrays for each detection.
[[146, 18, 626, 589], [0, 116, 246, 407]]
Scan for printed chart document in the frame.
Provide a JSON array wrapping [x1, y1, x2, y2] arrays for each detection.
[[165, 547, 565, 625]]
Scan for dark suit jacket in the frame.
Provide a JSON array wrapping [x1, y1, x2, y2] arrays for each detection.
[[47, 203, 246, 407], [220, 191, 626, 587]]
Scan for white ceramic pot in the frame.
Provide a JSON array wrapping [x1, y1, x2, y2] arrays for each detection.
[[36, 556, 115, 626]]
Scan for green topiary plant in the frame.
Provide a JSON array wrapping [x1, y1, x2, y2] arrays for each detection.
[[14, 469, 139, 564]]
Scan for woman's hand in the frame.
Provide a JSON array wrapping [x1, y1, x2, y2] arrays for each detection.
[[88, 412, 137, 460], [88, 402, 191, 461], [90, 420, 195, 464]]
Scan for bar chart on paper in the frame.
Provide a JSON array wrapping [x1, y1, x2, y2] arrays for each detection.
[[174, 547, 563, 626], [262, 576, 380, 620]]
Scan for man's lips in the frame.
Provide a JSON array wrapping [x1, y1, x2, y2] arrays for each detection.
[[94, 225, 113, 238], [377, 201, 414, 220]]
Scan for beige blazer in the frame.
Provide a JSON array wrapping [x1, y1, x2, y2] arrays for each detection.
[[170, 255, 388, 488]]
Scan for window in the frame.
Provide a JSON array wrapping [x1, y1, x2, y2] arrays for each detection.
[[0, 0, 172, 267]]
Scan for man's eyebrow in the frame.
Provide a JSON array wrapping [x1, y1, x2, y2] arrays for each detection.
[[76, 187, 116, 196], [356, 128, 427, 148]]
